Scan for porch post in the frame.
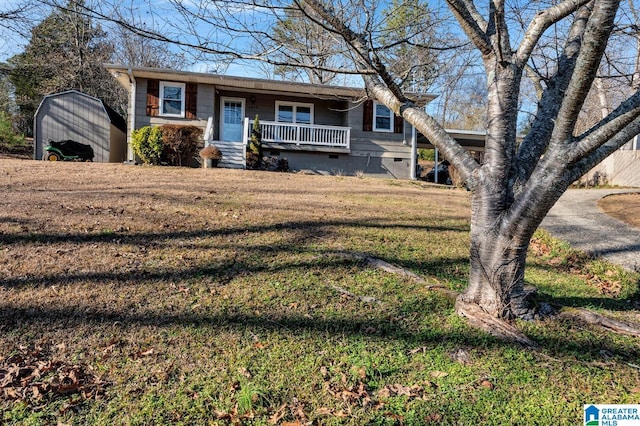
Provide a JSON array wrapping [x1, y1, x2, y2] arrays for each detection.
[[411, 124, 417, 180], [243, 117, 249, 169], [204, 116, 214, 146]]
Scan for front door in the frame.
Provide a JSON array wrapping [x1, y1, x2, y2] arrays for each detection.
[[220, 98, 245, 142]]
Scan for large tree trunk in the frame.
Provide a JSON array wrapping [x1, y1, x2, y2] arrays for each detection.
[[456, 184, 537, 320]]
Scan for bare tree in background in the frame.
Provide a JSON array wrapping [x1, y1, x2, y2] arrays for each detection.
[[110, 20, 189, 70], [0, 1, 37, 34], [28, 0, 640, 340]]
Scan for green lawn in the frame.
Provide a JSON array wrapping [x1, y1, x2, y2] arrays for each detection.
[[1, 159, 638, 425]]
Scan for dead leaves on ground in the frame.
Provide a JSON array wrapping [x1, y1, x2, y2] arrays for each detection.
[[529, 237, 625, 296], [314, 366, 442, 421], [0, 346, 107, 409], [213, 363, 458, 424]]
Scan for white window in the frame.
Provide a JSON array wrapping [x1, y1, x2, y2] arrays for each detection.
[[374, 101, 393, 132], [275, 101, 314, 124], [160, 82, 186, 117]]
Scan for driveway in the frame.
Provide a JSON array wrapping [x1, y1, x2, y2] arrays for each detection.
[[540, 188, 640, 272]]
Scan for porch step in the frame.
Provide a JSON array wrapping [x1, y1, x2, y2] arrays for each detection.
[[214, 140, 245, 169]]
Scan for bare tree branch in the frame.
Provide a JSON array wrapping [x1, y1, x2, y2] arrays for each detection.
[[445, 0, 492, 55], [550, 0, 621, 145], [570, 90, 640, 161], [515, 3, 593, 190], [515, 0, 592, 67]]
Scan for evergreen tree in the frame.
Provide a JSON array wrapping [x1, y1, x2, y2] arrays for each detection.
[[379, 0, 440, 92], [6, 0, 125, 135], [271, 2, 344, 84]]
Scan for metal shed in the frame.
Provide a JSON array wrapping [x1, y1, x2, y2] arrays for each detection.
[[34, 90, 127, 162]]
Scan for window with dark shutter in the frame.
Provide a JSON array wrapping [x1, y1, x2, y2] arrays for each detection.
[[146, 79, 159, 116], [362, 99, 373, 131], [186, 83, 197, 119]]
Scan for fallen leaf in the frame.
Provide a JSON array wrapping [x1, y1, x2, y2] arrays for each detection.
[[237, 367, 252, 379], [409, 347, 426, 355], [424, 413, 443, 423], [269, 404, 287, 424], [215, 410, 231, 420], [480, 380, 494, 390], [450, 348, 472, 365], [430, 371, 448, 378], [377, 387, 391, 398], [138, 348, 155, 357], [320, 366, 328, 378], [316, 407, 333, 416]]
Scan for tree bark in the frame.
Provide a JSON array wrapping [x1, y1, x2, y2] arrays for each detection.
[[457, 188, 537, 319]]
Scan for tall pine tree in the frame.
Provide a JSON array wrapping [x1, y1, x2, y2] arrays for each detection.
[[7, 0, 125, 135]]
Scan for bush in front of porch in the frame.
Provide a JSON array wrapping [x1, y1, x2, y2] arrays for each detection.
[[131, 125, 202, 167]]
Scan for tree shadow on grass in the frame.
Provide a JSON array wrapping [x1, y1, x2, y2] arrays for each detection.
[[2, 294, 638, 364], [1, 219, 638, 363], [0, 218, 469, 247], [536, 292, 640, 312], [527, 260, 640, 312]]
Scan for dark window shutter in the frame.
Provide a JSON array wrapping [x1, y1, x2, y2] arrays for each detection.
[[186, 83, 197, 119], [394, 114, 403, 134], [363, 99, 373, 132], [146, 79, 159, 116]]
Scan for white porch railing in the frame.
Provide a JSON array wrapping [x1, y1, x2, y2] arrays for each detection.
[[246, 119, 350, 149]]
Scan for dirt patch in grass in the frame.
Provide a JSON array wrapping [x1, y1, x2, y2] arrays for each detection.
[[598, 192, 640, 229], [1, 159, 639, 425]]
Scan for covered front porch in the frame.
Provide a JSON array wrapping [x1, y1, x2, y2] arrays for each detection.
[[243, 118, 351, 151], [203, 116, 352, 169]]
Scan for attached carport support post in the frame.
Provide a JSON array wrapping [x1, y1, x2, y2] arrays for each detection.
[[434, 148, 439, 184], [411, 124, 417, 180]]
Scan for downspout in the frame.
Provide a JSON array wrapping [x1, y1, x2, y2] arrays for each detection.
[[127, 68, 136, 162]]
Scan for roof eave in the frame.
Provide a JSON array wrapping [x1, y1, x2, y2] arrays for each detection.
[[104, 64, 437, 104]]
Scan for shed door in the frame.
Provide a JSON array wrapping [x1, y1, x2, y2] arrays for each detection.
[[220, 98, 245, 142]]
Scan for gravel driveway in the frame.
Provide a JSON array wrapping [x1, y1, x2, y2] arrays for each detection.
[[540, 188, 640, 272]]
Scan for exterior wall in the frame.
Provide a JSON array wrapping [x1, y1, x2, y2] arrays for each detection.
[[344, 100, 413, 179], [587, 150, 640, 187], [264, 149, 412, 178], [134, 79, 211, 131], [347, 101, 407, 145]]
